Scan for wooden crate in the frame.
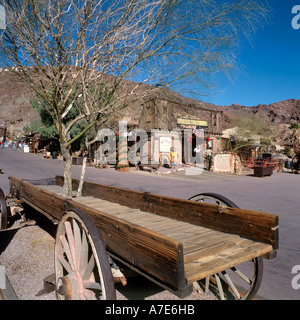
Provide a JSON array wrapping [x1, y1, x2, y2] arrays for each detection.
[[254, 166, 273, 177]]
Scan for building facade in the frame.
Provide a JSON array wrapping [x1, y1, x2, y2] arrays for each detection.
[[94, 97, 226, 166]]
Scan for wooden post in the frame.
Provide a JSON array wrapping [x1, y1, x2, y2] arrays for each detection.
[[117, 127, 129, 172]]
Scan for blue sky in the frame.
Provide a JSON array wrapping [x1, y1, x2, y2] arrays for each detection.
[[203, 0, 300, 107], [0, 1, 297, 108]]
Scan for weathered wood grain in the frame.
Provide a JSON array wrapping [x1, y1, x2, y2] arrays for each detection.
[[19, 180, 66, 220], [67, 199, 186, 290], [8, 175, 277, 293], [55, 176, 279, 249], [9, 177, 187, 290], [185, 240, 272, 283]]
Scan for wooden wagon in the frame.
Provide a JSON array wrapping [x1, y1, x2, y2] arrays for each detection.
[[0, 175, 279, 300]]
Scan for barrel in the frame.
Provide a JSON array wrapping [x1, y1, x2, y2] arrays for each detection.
[[285, 160, 291, 169], [51, 151, 57, 159]]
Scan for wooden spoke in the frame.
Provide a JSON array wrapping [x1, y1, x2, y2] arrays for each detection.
[[55, 209, 116, 300], [57, 254, 73, 274], [82, 256, 95, 281], [72, 218, 82, 269], [221, 270, 241, 300], [80, 230, 89, 276], [214, 274, 225, 300], [83, 282, 102, 290]]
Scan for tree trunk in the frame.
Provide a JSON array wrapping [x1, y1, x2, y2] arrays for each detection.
[[61, 143, 73, 199]]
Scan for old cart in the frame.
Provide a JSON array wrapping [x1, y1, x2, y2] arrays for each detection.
[[0, 175, 279, 300]]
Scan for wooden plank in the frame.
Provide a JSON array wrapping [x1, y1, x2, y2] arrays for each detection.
[[9, 175, 277, 291], [185, 240, 272, 283], [55, 176, 279, 249], [10, 175, 278, 292], [181, 231, 228, 252], [72, 197, 104, 205], [81, 194, 248, 269], [183, 230, 239, 249], [72, 196, 96, 202], [13, 178, 66, 221], [86, 200, 119, 207], [73, 198, 143, 216], [157, 224, 197, 238], [184, 241, 233, 265], [9, 177, 187, 290], [183, 234, 241, 259], [74, 197, 169, 225], [146, 220, 191, 233], [67, 199, 187, 290], [96, 207, 140, 215], [9, 176, 23, 199], [178, 232, 216, 247], [97, 207, 138, 215], [104, 210, 144, 218], [39, 185, 64, 192], [39, 185, 77, 197], [73, 198, 144, 216], [133, 216, 170, 226], [78, 201, 118, 209], [103, 212, 163, 226]]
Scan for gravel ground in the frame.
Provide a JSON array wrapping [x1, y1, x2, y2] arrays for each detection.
[[0, 219, 216, 301], [0, 224, 56, 300]]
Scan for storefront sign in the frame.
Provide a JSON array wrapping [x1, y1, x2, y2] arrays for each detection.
[[159, 137, 172, 152], [177, 118, 208, 127], [213, 154, 234, 173], [23, 145, 30, 153]]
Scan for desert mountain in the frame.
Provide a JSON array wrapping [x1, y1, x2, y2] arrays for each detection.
[[0, 69, 299, 145]]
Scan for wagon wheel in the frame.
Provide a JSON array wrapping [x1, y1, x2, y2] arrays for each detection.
[[188, 193, 263, 300], [0, 188, 8, 230], [55, 208, 116, 300]]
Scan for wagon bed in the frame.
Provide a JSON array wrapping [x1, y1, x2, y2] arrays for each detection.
[[5, 175, 279, 300], [44, 185, 273, 283]]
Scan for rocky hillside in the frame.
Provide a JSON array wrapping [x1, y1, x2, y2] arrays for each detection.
[[221, 99, 300, 126], [0, 69, 299, 145], [219, 100, 300, 145], [0, 70, 39, 131]]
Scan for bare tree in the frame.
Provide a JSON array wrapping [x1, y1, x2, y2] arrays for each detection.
[[0, 0, 270, 198]]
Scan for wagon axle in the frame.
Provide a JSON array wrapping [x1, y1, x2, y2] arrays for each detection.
[[56, 276, 72, 300], [56, 271, 98, 300]]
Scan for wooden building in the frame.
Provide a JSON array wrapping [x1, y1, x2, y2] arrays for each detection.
[[94, 97, 226, 166], [0, 126, 6, 141]]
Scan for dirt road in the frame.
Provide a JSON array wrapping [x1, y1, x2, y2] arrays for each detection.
[[0, 148, 299, 300]]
